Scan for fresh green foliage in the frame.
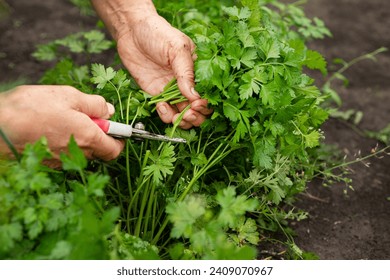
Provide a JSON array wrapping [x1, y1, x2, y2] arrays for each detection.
[[90, 63, 149, 122], [95, 0, 330, 258], [0, 138, 117, 259], [38, 59, 89, 90], [166, 188, 259, 259], [0, 137, 164, 260], [33, 30, 113, 61], [144, 143, 176, 184], [259, 0, 332, 41], [185, 3, 329, 168]]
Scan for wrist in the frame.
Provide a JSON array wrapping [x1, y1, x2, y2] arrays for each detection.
[[91, 0, 157, 41]]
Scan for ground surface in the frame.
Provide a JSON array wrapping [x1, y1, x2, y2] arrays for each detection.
[[293, 0, 390, 260], [1, 0, 389, 259]]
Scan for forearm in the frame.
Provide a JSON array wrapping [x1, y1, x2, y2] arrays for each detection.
[[90, 0, 157, 41]]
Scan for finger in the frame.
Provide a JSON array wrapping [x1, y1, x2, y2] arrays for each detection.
[[191, 99, 213, 115], [89, 130, 125, 161], [175, 94, 213, 118], [172, 113, 193, 130], [189, 38, 196, 55], [183, 109, 206, 127], [74, 92, 111, 119], [72, 114, 125, 161], [106, 102, 115, 118], [176, 100, 190, 112], [174, 101, 207, 127], [156, 102, 178, 124], [189, 39, 197, 61], [93, 137, 125, 161]]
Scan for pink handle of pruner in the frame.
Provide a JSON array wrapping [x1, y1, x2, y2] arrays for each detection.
[[91, 118, 110, 133]]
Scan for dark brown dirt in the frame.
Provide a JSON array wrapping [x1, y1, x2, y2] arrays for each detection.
[[1, 0, 389, 259], [0, 0, 98, 83], [293, 0, 390, 259]]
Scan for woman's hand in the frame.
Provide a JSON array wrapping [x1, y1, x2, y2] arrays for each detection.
[[0, 85, 124, 167], [91, 0, 212, 129], [117, 14, 212, 129]]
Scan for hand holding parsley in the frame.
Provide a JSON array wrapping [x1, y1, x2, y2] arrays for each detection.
[[91, 0, 212, 129], [0, 0, 212, 163]]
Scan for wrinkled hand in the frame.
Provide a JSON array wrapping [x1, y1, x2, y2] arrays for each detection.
[[0, 85, 124, 167], [116, 14, 212, 129]]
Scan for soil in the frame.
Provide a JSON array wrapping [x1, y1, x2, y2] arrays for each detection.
[[1, 0, 389, 259], [293, 0, 390, 260]]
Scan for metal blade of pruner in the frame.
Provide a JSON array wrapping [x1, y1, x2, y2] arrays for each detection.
[[91, 118, 186, 144]]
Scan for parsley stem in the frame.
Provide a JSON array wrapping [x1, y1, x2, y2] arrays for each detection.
[[151, 134, 235, 245], [169, 105, 191, 138], [125, 92, 133, 202], [142, 181, 156, 237], [125, 142, 132, 201], [148, 80, 188, 107], [134, 179, 151, 238], [0, 129, 20, 161], [108, 80, 124, 120], [126, 150, 151, 234], [114, 177, 125, 217]]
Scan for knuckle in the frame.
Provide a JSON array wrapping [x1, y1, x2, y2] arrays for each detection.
[[61, 85, 79, 95], [63, 85, 76, 91], [12, 85, 34, 99], [93, 94, 106, 104]]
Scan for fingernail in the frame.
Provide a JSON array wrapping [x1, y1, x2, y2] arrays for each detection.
[[158, 104, 168, 115], [107, 103, 115, 115], [191, 87, 201, 98]]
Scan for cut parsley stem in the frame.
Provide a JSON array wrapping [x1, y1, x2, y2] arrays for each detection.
[[148, 80, 188, 106]]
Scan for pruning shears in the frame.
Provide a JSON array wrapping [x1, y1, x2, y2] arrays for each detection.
[[91, 118, 187, 144]]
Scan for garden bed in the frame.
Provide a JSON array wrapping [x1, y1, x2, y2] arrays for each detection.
[[294, 0, 390, 259], [1, 0, 389, 259]]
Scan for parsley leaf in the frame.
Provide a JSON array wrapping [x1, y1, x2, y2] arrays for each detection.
[[216, 187, 259, 228], [166, 196, 206, 239], [60, 136, 87, 172], [144, 144, 176, 185], [304, 50, 328, 75], [90, 63, 116, 89]]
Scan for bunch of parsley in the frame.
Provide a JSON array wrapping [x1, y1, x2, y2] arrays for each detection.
[[5, 0, 334, 259]]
